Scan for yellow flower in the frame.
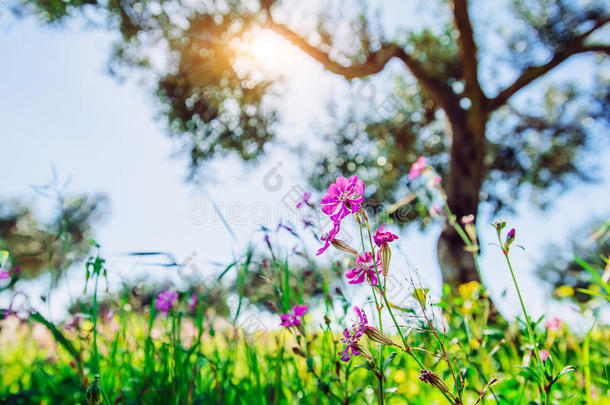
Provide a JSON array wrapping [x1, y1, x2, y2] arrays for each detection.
[[459, 281, 480, 299], [554, 285, 574, 298], [470, 337, 480, 350], [394, 370, 406, 384]]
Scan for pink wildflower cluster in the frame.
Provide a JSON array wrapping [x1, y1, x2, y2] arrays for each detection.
[[317, 176, 365, 255], [280, 304, 308, 328], [340, 307, 368, 362], [345, 253, 382, 285], [373, 225, 398, 247], [156, 289, 178, 314]]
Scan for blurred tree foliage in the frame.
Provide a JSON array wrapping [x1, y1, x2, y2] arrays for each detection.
[[6, 0, 609, 288], [0, 192, 107, 285], [537, 217, 610, 302]]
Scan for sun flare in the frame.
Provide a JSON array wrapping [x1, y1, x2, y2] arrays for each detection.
[[238, 29, 296, 73]]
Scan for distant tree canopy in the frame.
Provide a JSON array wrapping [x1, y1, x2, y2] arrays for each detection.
[[537, 217, 610, 302], [7, 0, 609, 288], [0, 193, 107, 285]]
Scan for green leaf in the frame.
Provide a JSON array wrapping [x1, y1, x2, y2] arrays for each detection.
[[383, 352, 397, 369], [552, 365, 575, 385]]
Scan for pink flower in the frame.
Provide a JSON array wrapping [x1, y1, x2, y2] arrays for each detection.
[[345, 253, 382, 285], [408, 156, 427, 180], [539, 349, 551, 362], [316, 222, 340, 256], [433, 175, 441, 184], [320, 176, 365, 224], [189, 292, 199, 311], [155, 289, 178, 314], [280, 304, 308, 328], [339, 327, 362, 362], [373, 225, 399, 247], [352, 306, 368, 335], [339, 306, 369, 362], [546, 316, 562, 331], [296, 191, 312, 209], [0, 271, 9, 280]]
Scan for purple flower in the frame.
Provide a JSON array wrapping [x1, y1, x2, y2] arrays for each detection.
[[408, 156, 427, 180], [373, 225, 399, 247], [0, 271, 9, 280], [345, 252, 382, 285], [155, 289, 178, 314], [280, 304, 308, 328], [316, 222, 340, 256], [189, 292, 199, 311], [352, 306, 368, 336], [296, 191, 312, 209], [339, 307, 370, 361], [339, 327, 362, 362], [320, 176, 365, 224]]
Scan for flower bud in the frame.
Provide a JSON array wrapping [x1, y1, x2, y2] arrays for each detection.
[[506, 228, 516, 247], [330, 239, 359, 256], [292, 347, 307, 358], [354, 343, 373, 361], [419, 369, 451, 395], [379, 244, 391, 277], [364, 326, 396, 347]]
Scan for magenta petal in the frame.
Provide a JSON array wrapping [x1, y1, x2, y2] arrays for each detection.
[[327, 183, 340, 197], [321, 201, 340, 215], [345, 268, 360, 278], [349, 273, 366, 284], [293, 305, 308, 316], [335, 176, 349, 191]]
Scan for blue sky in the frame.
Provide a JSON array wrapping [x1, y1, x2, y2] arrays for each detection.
[[0, 10, 608, 324]]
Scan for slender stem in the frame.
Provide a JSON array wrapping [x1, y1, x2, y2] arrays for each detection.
[[92, 272, 100, 373], [497, 232, 547, 405]]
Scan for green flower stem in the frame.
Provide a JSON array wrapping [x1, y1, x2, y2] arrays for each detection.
[[496, 232, 547, 404]]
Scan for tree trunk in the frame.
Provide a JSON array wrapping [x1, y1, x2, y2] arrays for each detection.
[[437, 110, 486, 290]]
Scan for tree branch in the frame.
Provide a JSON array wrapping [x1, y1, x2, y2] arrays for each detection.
[[266, 21, 397, 79], [488, 18, 610, 111], [451, 0, 482, 96], [265, 18, 461, 119]]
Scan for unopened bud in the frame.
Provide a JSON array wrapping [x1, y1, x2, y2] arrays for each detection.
[[419, 369, 451, 395], [354, 343, 373, 361], [380, 245, 391, 277], [292, 347, 307, 358], [364, 326, 397, 347], [506, 228, 516, 247], [330, 239, 359, 256]]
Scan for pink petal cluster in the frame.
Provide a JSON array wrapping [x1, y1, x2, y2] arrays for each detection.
[[155, 289, 178, 314], [408, 156, 427, 180], [280, 304, 308, 328], [539, 349, 551, 361], [545, 316, 562, 331], [317, 176, 365, 255], [320, 176, 365, 223], [339, 306, 368, 362], [345, 252, 382, 285], [373, 225, 399, 247], [0, 271, 9, 280]]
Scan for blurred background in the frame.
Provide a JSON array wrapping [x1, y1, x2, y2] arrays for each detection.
[[0, 0, 608, 325]]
